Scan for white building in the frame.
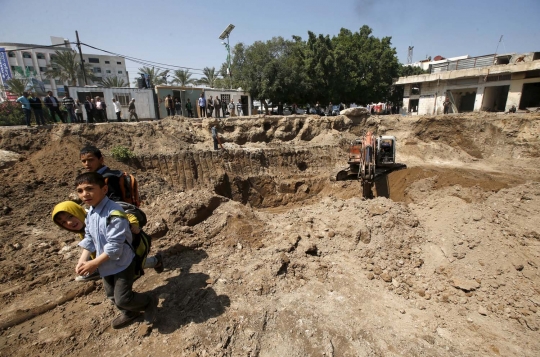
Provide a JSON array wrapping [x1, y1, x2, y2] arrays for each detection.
[[395, 51, 540, 115], [0, 36, 129, 99]]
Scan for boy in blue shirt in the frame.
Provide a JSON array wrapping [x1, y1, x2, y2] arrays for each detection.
[[75, 172, 157, 329]]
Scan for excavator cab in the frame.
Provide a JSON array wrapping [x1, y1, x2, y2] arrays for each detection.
[[376, 136, 396, 166]]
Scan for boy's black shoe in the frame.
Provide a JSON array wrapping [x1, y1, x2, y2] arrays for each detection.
[[111, 311, 141, 329], [154, 253, 164, 274], [144, 295, 158, 325]]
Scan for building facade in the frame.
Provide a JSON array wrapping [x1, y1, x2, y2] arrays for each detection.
[[395, 52, 540, 115], [0, 37, 128, 100]]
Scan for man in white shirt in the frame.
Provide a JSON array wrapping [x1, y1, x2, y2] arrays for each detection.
[[112, 98, 122, 122]]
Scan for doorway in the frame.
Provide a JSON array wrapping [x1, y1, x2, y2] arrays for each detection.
[[241, 95, 249, 116], [519, 82, 540, 109], [482, 85, 509, 112]]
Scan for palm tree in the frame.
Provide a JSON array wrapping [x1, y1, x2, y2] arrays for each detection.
[[43, 50, 95, 86], [135, 66, 169, 87], [5, 78, 29, 96], [100, 76, 128, 88], [171, 69, 196, 86], [197, 67, 218, 88]]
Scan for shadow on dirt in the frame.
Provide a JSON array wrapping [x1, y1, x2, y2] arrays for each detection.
[[151, 244, 230, 334]]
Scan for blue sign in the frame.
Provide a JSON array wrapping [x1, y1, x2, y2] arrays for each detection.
[[0, 48, 13, 84]]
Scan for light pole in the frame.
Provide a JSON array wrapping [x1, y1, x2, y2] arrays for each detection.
[[219, 24, 235, 90]]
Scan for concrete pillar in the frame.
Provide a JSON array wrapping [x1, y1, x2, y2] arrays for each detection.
[[473, 85, 485, 112]]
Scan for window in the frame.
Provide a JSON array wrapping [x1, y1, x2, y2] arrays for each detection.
[[8, 51, 15, 58], [50, 54, 57, 61], [42, 79, 51, 84], [105, 60, 110, 64], [10, 65, 22, 72], [39, 67, 47, 72], [94, 67, 102, 73], [106, 70, 111, 74], [118, 70, 123, 74], [26, 66, 35, 72], [36, 53, 45, 59], [88, 58, 100, 63], [55, 79, 63, 85], [117, 61, 122, 65], [411, 83, 421, 95], [114, 93, 130, 106], [22, 52, 31, 58]]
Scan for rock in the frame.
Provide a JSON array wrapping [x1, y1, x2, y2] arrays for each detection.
[[147, 219, 169, 239], [355, 223, 371, 244], [367, 273, 374, 280], [327, 231, 335, 238], [372, 266, 383, 275], [137, 324, 152, 337], [0, 150, 21, 169], [367, 204, 388, 216], [472, 212, 483, 221], [451, 277, 480, 291], [340, 107, 370, 117], [12, 243, 23, 250], [380, 273, 392, 282], [478, 306, 488, 316], [515, 264, 524, 271], [399, 309, 406, 314]]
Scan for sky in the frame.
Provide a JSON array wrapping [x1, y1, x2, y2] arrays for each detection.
[[1, 0, 539, 81]]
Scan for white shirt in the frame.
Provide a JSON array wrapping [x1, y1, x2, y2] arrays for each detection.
[[96, 100, 102, 109], [113, 101, 122, 112]]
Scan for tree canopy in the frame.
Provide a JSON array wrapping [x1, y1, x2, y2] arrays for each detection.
[[43, 50, 96, 86], [224, 26, 401, 106]]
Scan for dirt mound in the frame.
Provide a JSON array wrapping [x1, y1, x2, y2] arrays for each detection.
[[1, 112, 540, 356]]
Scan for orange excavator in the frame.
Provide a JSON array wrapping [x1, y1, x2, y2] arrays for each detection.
[[333, 131, 406, 197]]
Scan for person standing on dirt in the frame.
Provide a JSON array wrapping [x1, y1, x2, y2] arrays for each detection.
[[84, 96, 95, 124], [228, 99, 235, 117], [62, 93, 77, 123], [198, 93, 206, 118], [44, 91, 65, 123], [443, 97, 451, 114], [211, 125, 219, 150], [207, 96, 214, 117], [112, 98, 122, 122], [71, 172, 158, 329], [214, 96, 221, 118], [29, 93, 46, 126], [174, 98, 182, 116], [236, 98, 243, 116], [16, 92, 32, 127], [185, 98, 193, 118], [165, 94, 174, 116], [128, 99, 139, 122]]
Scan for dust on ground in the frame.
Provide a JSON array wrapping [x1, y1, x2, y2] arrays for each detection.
[[0, 112, 540, 356]]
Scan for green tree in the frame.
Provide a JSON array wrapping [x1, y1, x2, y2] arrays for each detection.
[[135, 66, 169, 87], [43, 50, 96, 86], [100, 76, 128, 88], [4, 78, 29, 96], [332, 26, 400, 104], [303, 32, 335, 103], [399, 65, 429, 77], [197, 67, 219, 88], [171, 69, 196, 86]]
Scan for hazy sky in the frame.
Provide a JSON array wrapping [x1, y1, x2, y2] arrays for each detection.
[[1, 0, 539, 79]]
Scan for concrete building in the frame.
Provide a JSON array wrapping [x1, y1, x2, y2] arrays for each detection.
[[395, 51, 540, 115], [154, 86, 252, 118], [67, 86, 157, 121], [0, 36, 129, 100]]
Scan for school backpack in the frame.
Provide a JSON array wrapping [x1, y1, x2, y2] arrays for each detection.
[[102, 169, 141, 207], [116, 201, 147, 228], [108, 210, 151, 279]]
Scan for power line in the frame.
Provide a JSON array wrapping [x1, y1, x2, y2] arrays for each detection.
[[80, 42, 219, 75]]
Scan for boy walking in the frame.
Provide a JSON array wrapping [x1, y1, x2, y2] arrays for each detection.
[[75, 172, 157, 329]]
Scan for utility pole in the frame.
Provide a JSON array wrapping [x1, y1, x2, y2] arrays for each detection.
[[75, 30, 87, 86]]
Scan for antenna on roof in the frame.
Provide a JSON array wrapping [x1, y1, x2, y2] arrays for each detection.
[[407, 46, 414, 64], [494, 35, 503, 55]]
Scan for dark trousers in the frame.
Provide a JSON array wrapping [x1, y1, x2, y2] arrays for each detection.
[[166, 107, 173, 116], [175, 106, 182, 116], [33, 109, 45, 125], [49, 106, 65, 123], [96, 109, 106, 122], [116, 111, 122, 121], [76, 112, 83, 123], [213, 136, 219, 150], [207, 106, 213, 117], [200, 106, 206, 118], [444, 106, 449, 114], [22, 108, 32, 126], [187, 109, 193, 118], [215, 106, 221, 118], [102, 259, 151, 316], [86, 110, 94, 123]]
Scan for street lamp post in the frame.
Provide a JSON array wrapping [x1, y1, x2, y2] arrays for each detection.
[[219, 24, 235, 90]]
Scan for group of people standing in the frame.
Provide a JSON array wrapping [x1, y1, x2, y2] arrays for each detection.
[[196, 93, 244, 118], [15, 91, 140, 126], [163, 95, 190, 117]]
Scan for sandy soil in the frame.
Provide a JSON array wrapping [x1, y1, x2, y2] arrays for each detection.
[[0, 112, 539, 357]]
